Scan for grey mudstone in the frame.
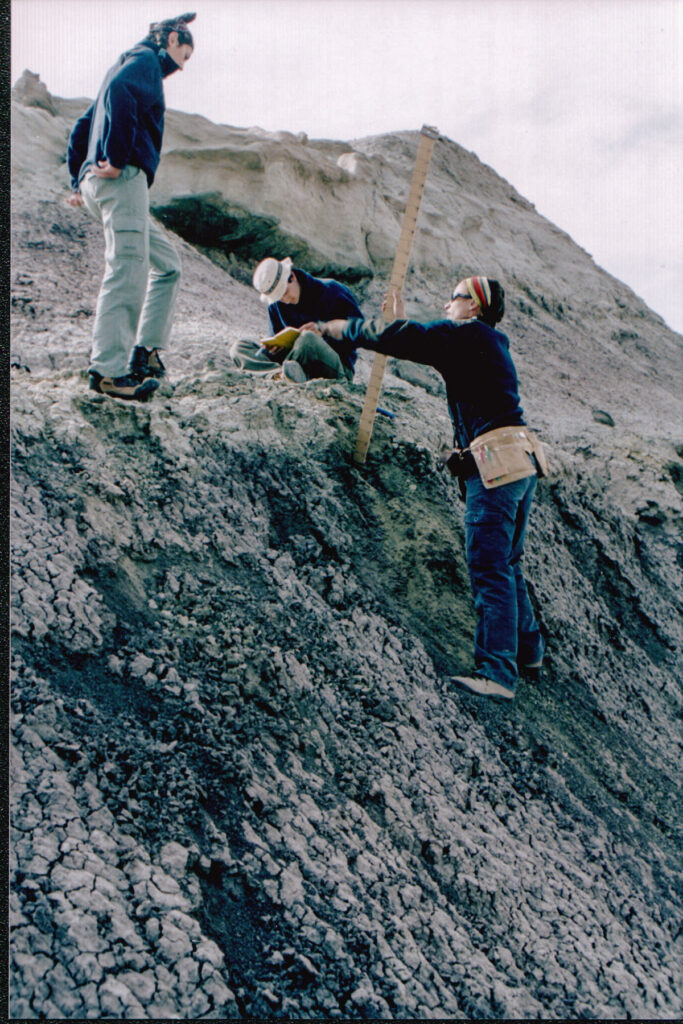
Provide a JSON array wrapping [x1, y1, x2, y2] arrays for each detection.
[[118, 969, 157, 1005], [43, 964, 84, 1017], [98, 976, 145, 1017], [158, 840, 190, 879], [130, 653, 155, 678], [59, 910, 107, 954], [70, 952, 104, 985], [195, 938, 224, 968], [157, 918, 193, 963]]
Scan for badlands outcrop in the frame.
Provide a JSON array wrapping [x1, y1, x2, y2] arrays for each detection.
[[10, 72, 683, 1019]]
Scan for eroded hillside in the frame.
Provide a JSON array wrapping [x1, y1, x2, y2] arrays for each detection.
[[9, 74, 683, 1019]]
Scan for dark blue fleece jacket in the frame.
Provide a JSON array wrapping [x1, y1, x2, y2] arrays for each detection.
[[268, 269, 362, 374], [68, 41, 180, 190], [340, 316, 526, 448]]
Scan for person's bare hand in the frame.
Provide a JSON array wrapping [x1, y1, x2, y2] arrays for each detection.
[[66, 192, 84, 207], [298, 321, 321, 335], [92, 160, 121, 178], [382, 291, 405, 320], [320, 319, 346, 340]]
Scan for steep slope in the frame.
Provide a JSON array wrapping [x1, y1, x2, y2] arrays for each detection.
[[9, 74, 683, 1019]]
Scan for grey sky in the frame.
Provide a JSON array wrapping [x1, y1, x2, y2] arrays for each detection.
[[11, 0, 683, 333]]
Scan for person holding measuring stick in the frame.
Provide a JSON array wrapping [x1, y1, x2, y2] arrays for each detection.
[[320, 276, 546, 703]]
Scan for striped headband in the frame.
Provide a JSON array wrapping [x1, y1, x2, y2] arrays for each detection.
[[465, 276, 492, 310]]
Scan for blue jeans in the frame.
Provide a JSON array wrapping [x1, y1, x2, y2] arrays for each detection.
[[464, 473, 544, 689]]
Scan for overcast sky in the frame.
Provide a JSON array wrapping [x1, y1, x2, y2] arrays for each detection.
[[11, 0, 683, 333]]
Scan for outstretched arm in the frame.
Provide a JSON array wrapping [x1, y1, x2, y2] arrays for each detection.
[[321, 316, 450, 370]]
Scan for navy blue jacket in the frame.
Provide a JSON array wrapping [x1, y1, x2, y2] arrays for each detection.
[[340, 316, 526, 448], [269, 270, 362, 374], [68, 41, 180, 190]]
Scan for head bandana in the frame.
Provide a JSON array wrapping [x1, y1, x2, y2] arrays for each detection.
[[465, 276, 492, 311]]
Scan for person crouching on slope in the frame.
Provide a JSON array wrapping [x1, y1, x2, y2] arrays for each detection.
[[230, 257, 362, 383], [320, 276, 546, 702], [66, 13, 196, 401]]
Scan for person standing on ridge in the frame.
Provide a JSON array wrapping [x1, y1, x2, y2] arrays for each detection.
[[320, 276, 546, 702], [230, 257, 362, 383], [66, 13, 196, 401]]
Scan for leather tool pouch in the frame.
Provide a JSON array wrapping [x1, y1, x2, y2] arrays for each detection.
[[469, 426, 548, 489]]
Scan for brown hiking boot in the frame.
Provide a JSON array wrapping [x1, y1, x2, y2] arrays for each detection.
[[130, 345, 166, 379], [89, 371, 159, 401]]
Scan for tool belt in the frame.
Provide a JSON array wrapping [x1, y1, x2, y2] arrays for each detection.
[[468, 425, 548, 489]]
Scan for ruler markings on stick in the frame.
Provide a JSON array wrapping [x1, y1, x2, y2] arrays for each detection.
[[353, 124, 439, 464]]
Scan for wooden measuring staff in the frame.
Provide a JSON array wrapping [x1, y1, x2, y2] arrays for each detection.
[[353, 124, 439, 464]]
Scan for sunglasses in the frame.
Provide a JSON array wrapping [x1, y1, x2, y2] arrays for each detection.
[[451, 291, 471, 301]]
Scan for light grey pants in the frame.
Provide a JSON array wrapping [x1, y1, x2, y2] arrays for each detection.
[[81, 165, 181, 377], [230, 331, 352, 381]]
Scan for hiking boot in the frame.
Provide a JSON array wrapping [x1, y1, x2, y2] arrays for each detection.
[[449, 674, 515, 701], [89, 371, 159, 402], [130, 345, 166, 379], [282, 360, 307, 383]]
